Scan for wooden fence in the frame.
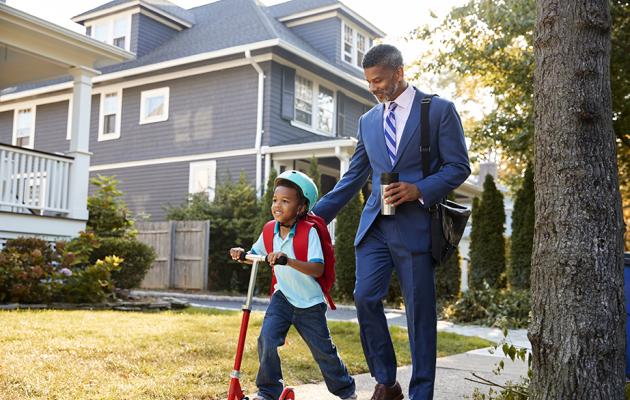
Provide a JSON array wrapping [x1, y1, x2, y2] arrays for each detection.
[[136, 220, 210, 290]]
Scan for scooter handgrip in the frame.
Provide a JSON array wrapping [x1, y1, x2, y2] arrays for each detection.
[[265, 255, 288, 265], [239, 252, 247, 261]]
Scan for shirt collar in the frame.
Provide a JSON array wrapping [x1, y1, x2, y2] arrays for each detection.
[[385, 84, 415, 110], [274, 221, 297, 237]]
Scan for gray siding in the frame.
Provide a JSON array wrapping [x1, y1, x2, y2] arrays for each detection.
[[0, 111, 13, 144], [90, 154, 256, 221], [341, 95, 367, 138], [131, 13, 178, 57], [90, 65, 259, 166], [289, 17, 340, 66], [32, 101, 70, 153]]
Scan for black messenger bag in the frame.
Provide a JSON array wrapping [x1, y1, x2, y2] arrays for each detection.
[[420, 95, 471, 265]]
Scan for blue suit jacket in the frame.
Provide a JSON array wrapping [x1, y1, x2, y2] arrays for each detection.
[[312, 88, 471, 253]]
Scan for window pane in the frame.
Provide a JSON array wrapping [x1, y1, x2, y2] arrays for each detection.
[[113, 37, 126, 49], [145, 96, 165, 118], [104, 114, 116, 134], [356, 34, 366, 67], [344, 25, 353, 44], [295, 76, 313, 125], [104, 93, 118, 114], [16, 109, 32, 137], [318, 86, 334, 133]]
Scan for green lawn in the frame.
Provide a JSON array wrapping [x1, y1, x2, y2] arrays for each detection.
[[0, 308, 492, 399]]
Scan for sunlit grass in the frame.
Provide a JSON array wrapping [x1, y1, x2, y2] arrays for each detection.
[[0, 308, 492, 399]]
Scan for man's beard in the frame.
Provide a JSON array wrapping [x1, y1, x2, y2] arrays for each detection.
[[374, 81, 399, 103]]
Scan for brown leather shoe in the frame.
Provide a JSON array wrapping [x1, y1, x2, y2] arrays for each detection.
[[370, 381, 404, 400]]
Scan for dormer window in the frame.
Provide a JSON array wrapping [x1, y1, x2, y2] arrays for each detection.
[[87, 14, 132, 52], [342, 20, 372, 69]]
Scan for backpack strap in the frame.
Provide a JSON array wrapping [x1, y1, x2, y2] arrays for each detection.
[[292, 219, 312, 262], [262, 220, 276, 295], [421, 94, 438, 180]]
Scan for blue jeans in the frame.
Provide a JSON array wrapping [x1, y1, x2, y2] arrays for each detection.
[[256, 291, 355, 400]]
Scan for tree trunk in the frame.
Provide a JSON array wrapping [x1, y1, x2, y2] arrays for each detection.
[[531, 1, 625, 399]]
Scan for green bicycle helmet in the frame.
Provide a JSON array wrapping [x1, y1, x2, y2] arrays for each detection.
[[275, 170, 319, 212]]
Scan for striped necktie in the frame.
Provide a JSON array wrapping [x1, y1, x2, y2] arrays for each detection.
[[384, 101, 398, 165]]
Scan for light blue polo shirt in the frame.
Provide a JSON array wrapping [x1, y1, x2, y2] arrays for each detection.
[[250, 222, 325, 308]]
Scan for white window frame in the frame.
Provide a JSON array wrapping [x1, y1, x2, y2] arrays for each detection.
[[188, 160, 217, 202], [86, 12, 133, 52], [98, 89, 123, 141], [12, 105, 36, 149], [139, 87, 170, 124], [292, 73, 336, 137], [341, 20, 371, 70]]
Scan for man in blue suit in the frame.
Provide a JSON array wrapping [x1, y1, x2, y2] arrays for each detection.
[[312, 44, 470, 400]]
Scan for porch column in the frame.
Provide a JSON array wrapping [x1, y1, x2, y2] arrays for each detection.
[[65, 66, 99, 221], [335, 146, 351, 177]]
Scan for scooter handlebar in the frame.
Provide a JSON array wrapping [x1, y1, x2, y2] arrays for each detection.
[[239, 252, 288, 265]]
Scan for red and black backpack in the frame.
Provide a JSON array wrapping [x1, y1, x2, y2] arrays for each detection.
[[262, 214, 336, 310]]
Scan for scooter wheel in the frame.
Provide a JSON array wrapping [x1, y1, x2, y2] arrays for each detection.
[[279, 387, 295, 400]]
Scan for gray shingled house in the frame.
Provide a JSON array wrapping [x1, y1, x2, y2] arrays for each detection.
[[0, 0, 404, 222]]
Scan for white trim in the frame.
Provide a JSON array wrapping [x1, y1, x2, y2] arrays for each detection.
[[188, 160, 217, 202], [138, 8, 184, 31], [0, 40, 279, 103], [284, 11, 338, 28], [262, 138, 357, 154], [278, 4, 385, 37], [86, 11, 133, 52], [89, 148, 257, 171], [139, 87, 169, 124], [73, 0, 193, 28], [66, 98, 72, 140], [11, 104, 36, 149], [1, 39, 370, 104], [0, 56, 271, 112], [97, 89, 122, 141]]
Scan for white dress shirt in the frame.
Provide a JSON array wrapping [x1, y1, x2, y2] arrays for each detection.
[[383, 83, 416, 153]]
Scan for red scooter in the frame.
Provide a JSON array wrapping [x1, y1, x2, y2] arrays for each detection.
[[226, 253, 295, 400]]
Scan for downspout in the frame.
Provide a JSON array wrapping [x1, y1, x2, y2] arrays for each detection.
[[245, 49, 265, 198]]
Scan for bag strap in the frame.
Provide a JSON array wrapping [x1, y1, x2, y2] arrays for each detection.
[[421, 94, 438, 179], [292, 219, 311, 262], [262, 220, 276, 254]]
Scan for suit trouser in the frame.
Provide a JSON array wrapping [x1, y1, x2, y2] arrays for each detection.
[[354, 214, 437, 400]]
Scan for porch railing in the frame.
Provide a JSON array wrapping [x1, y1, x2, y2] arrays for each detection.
[[0, 143, 73, 216]]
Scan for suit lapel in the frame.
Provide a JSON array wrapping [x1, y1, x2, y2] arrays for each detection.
[[393, 89, 422, 169]]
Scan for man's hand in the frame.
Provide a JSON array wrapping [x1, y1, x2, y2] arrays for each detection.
[[384, 182, 422, 207]]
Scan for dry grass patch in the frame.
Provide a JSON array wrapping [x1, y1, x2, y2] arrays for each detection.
[[0, 308, 492, 399]]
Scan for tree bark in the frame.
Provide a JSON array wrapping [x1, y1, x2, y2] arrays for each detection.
[[531, 1, 626, 399]]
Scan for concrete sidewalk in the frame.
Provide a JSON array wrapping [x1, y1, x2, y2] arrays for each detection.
[[132, 290, 530, 399]]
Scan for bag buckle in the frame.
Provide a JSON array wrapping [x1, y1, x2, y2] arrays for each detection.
[[420, 146, 431, 153], [421, 97, 432, 104]]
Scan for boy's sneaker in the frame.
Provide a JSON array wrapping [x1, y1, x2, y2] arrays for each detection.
[[342, 394, 358, 400]]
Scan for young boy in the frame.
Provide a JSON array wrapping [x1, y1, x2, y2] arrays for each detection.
[[229, 170, 356, 400]]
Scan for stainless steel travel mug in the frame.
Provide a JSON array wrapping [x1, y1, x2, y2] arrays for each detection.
[[380, 172, 399, 215]]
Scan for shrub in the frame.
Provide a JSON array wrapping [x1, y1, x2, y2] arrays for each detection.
[[87, 175, 136, 238], [470, 175, 506, 289], [508, 165, 534, 289], [442, 284, 530, 328], [90, 237, 155, 289], [436, 247, 461, 302], [0, 232, 122, 304]]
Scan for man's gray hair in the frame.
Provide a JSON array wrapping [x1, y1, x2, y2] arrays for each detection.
[[362, 44, 403, 70]]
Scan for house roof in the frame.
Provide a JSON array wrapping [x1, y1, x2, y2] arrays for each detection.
[[72, 0, 196, 26], [2, 0, 374, 98], [268, 0, 340, 18]]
